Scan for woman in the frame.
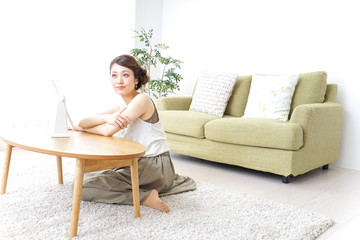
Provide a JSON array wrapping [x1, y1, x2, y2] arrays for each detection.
[[75, 55, 196, 212]]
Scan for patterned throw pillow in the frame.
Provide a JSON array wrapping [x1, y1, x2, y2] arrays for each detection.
[[243, 74, 299, 121], [190, 71, 238, 117]]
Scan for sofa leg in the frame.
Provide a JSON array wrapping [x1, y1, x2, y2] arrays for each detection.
[[282, 175, 292, 184], [322, 164, 329, 170]]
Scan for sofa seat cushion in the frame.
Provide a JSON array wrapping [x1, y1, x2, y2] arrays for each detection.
[[205, 118, 303, 150], [159, 110, 219, 138]]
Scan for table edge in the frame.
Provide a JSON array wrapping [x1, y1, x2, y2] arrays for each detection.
[[2, 139, 146, 160]]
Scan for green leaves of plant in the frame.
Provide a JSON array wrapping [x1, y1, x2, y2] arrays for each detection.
[[130, 28, 183, 98], [132, 28, 153, 48]]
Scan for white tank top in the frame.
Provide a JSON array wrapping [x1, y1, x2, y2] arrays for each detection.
[[119, 113, 170, 157]]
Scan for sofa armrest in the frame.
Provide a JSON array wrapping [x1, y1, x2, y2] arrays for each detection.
[[290, 102, 343, 157], [157, 96, 193, 111]]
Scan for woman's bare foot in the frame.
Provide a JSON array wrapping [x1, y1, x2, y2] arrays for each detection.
[[143, 190, 170, 213]]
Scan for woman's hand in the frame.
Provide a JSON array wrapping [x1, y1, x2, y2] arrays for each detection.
[[72, 126, 85, 132], [104, 110, 131, 129]]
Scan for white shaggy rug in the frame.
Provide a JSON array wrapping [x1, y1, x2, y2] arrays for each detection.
[[0, 150, 333, 240]]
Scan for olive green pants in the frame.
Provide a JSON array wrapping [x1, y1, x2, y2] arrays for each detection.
[[81, 152, 196, 204]]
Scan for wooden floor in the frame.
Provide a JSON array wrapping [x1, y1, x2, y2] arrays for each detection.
[[171, 153, 360, 240]]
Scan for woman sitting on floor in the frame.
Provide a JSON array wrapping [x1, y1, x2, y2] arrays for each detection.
[[74, 54, 196, 212]]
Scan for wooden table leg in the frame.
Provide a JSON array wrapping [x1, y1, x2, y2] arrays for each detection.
[[130, 158, 140, 218], [70, 158, 85, 238], [1, 144, 13, 194], [56, 156, 64, 184]]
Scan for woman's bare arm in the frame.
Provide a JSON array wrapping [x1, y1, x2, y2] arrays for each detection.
[[76, 93, 153, 136], [78, 105, 125, 128], [76, 105, 128, 136], [77, 123, 121, 137], [120, 94, 154, 122]]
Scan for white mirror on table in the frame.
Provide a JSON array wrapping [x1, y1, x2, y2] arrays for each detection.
[[47, 80, 74, 138]]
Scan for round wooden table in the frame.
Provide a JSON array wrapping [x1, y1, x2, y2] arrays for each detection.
[[0, 129, 146, 238]]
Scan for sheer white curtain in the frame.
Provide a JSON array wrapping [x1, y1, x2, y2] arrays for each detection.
[[0, 0, 135, 137]]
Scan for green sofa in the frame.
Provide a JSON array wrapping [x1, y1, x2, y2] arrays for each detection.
[[157, 71, 343, 183]]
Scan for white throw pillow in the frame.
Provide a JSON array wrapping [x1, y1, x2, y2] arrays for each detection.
[[190, 71, 238, 117], [243, 74, 299, 121]]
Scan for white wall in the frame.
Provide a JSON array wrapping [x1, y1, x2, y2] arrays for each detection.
[[135, 0, 163, 48], [135, 0, 164, 79], [0, 0, 135, 130], [141, 0, 360, 170]]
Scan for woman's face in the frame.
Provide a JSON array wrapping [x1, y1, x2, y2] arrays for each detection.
[[110, 64, 138, 96]]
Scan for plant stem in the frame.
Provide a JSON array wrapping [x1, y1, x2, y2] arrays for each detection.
[[161, 65, 166, 82], [159, 65, 167, 98], [147, 47, 152, 96]]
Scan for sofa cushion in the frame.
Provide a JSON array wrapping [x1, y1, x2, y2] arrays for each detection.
[[205, 118, 303, 150], [190, 71, 237, 117], [224, 75, 252, 117], [159, 110, 219, 138], [243, 74, 299, 121], [289, 71, 327, 117]]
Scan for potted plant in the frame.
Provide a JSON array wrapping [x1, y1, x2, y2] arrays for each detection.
[[130, 28, 183, 99]]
